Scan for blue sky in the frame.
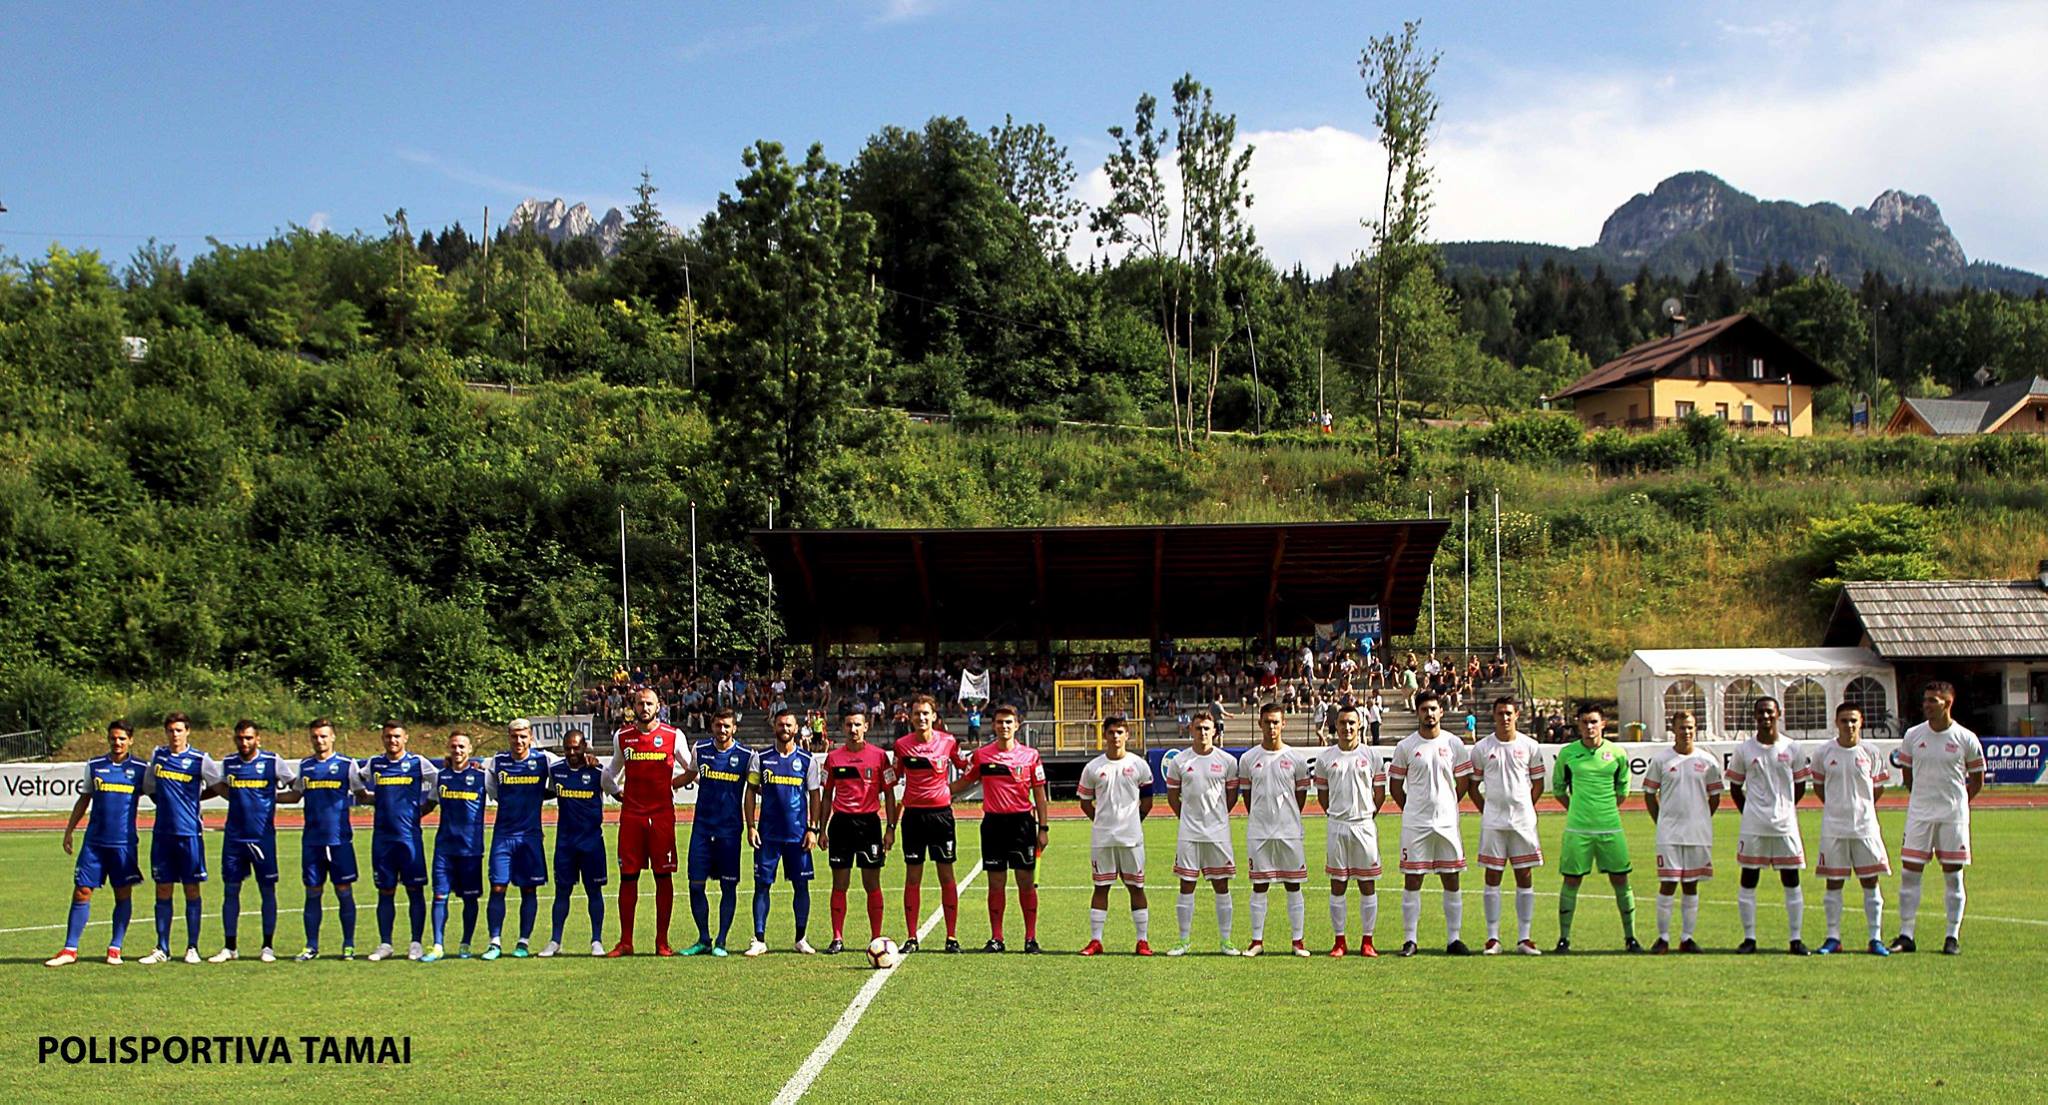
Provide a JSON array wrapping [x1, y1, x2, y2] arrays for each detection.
[[6, 0, 2046, 274]]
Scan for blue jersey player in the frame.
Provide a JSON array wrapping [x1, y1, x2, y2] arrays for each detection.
[[541, 729, 621, 957], [138, 712, 223, 965], [206, 721, 295, 963], [743, 708, 822, 956], [424, 732, 488, 962], [484, 719, 558, 959], [684, 709, 755, 956], [48, 721, 148, 967], [354, 721, 438, 961], [280, 718, 361, 960]]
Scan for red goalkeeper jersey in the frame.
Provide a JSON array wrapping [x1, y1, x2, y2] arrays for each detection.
[[611, 721, 688, 818]]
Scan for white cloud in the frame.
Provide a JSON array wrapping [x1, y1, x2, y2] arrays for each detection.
[[306, 211, 330, 232], [675, 20, 819, 62], [876, 0, 944, 23]]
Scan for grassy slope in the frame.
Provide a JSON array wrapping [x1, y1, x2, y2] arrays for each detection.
[[4, 807, 2044, 1102]]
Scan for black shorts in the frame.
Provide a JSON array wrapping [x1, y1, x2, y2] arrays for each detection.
[[826, 812, 886, 870], [979, 812, 1038, 872], [900, 807, 956, 865]]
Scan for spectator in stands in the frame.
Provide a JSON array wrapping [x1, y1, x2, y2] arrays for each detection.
[[1365, 691, 1384, 745]]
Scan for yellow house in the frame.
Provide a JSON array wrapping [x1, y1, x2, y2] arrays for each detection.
[[1555, 313, 1830, 436]]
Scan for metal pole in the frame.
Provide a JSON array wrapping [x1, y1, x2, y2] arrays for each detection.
[[1427, 493, 1437, 655], [1493, 491, 1504, 652], [690, 501, 699, 662], [1243, 297, 1263, 434], [1462, 492, 1470, 658], [685, 257, 696, 388], [766, 498, 775, 661], [619, 507, 631, 669]]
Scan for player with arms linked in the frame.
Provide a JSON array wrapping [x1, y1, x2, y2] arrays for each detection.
[[820, 704, 898, 954], [423, 732, 486, 962], [952, 704, 1050, 953], [605, 687, 696, 956], [684, 708, 754, 957], [354, 721, 438, 962], [483, 717, 557, 959], [541, 729, 621, 957], [206, 720, 296, 963], [46, 721, 147, 967], [280, 718, 361, 960], [139, 712, 224, 964], [744, 707, 824, 956]]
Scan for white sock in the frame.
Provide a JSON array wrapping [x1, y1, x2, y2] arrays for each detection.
[[1656, 892, 1675, 941], [1898, 868, 1923, 938], [1864, 886, 1885, 942], [1286, 889, 1306, 941], [1088, 908, 1106, 942], [1681, 893, 1700, 940], [1824, 886, 1844, 940], [1328, 894, 1347, 936], [1215, 893, 1234, 942], [1401, 889, 1421, 943], [1515, 887, 1535, 942], [1360, 891, 1378, 937], [1250, 892, 1269, 941], [1176, 892, 1195, 941], [1738, 886, 1758, 939], [1442, 891, 1463, 944], [1784, 885, 1805, 942], [1483, 885, 1502, 941], [1132, 908, 1149, 942], [1944, 870, 1966, 938]]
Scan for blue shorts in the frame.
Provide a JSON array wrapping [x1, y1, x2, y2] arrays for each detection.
[[221, 838, 281, 884], [302, 841, 360, 887], [150, 834, 208, 884], [76, 842, 143, 889], [554, 842, 609, 888], [433, 850, 484, 898], [371, 837, 428, 890], [489, 833, 549, 888], [687, 828, 743, 884], [753, 842, 815, 885]]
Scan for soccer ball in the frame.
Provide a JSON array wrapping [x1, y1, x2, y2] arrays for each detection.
[[865, 937, 900, 969]]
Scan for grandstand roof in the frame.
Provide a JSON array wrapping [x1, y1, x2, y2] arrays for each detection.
[[751, 520, 1451, 646]]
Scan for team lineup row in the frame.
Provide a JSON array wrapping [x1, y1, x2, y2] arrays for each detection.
[[44, 682, 1987, 966]]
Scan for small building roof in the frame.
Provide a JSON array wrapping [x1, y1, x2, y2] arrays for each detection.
[[1888, 376, 2048, 435], [1555, 313, 1833, 400], [1824, 578, 2048, 660], [1621, 646, 1889, 679]]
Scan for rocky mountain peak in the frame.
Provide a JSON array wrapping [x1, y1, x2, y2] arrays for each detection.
[[1855, 189, 1966, 271], [1597, 172, 1747, 259], [505, 197, 628, 256]]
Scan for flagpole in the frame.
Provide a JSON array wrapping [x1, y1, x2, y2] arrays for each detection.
[[690, 501, 699, 663], [619, 506, 631, 670], [1427, 493, 1437, 655], [1462, 491, 1470, 658], [1493, 491, 1504, 653]]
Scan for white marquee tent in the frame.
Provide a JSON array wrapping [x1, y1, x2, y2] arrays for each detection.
[[1616, 647, 1898, 740]]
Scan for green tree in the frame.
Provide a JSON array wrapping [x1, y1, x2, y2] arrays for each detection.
[[988, 115, 1084, 260], [1754, 275, 1867, 392], [1360, 20, 1443, 457]]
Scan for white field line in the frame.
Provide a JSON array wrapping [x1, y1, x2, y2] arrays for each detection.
[[769, 861, 983, 1105]]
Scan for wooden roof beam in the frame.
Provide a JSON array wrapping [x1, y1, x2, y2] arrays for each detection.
[[1262, 530, 1288, 643]]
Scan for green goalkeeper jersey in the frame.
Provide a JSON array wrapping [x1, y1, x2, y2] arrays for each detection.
[[1555, 738, 1629, 833]]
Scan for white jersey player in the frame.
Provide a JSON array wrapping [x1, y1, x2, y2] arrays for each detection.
[[1313, 705, 1385, 958], [1077, 718, 1152, 956], [1893, 681, 1985, 955], [1727, 696, 1811, 955], [1234, 703, 1311, 957], [1164, 713, 1240, 956], [1810, 703, 1892, 956], [1643, 709, 1722, 953], [1388, 690, 1475, 957], [1470, 698, 1545, 955]]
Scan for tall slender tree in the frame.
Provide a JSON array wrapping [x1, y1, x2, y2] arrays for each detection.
[[1360, 21, 1441, 457]]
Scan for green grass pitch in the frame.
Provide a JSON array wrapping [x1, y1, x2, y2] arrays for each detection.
[[3, 806, 2045, 1103]]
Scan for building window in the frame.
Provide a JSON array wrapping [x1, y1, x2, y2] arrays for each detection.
[[1843, 677, 1890, 732], [1783, 678, 1828, 732], [1663, 680, 1706, 735], [1675, 400, 1696, 419], [1774, 405, 1790, 425], [1741, 403, 1756, 423], [1714, 403, 1729, 420], [1627, 403, 1639, 422], [1723, 678, 1766, 729], [1750, 357, 1766, 380]]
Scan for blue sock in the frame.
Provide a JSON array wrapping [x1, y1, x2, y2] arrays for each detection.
[[792, 880, 811, 939], [716, 884, 736, 945], [305, 891, 324, 948], [406, 887, 426, 942], [550, 887, 572, 944], [155, 897, 173, 950], [63, 899, 90, 950], [431, 896, 449, 944], [184, 894, 202, 949], [337, 889, 357, 946], [460, 897, 479, 944], [586, 884, 604, 943], [377, 893, 395, 944], [111, 896, 133, 949], [690, 882, 711, 943], [518, 889, 538, 941], [221, 882, 243, 948], [488, 891, 507, 941], [258, 882, 277, 947], [752, 882, 773, 940]]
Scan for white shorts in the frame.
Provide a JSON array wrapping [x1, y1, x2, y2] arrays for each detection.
[[1737, 833, 1805, 869], [1901, 816, 1971, 867], [1654, 844, 1714, 882], [1398, 827, 1466, 874], [1246, 837, 1309, 883], [1815, 835, 1892, 879], [1172, 838, 1236, 881], [1324, 820, 1383, 879], [1477, 826, 1544, 871], [1089, 843, 1146, 885]]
